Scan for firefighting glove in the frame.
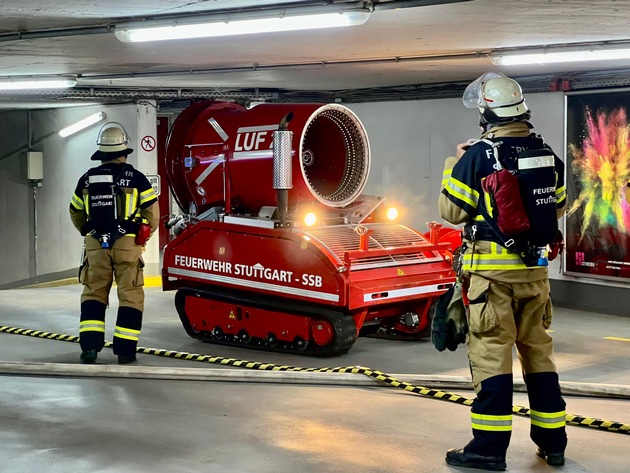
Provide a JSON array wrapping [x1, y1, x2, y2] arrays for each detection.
[[431, 285, 454, 352], [444, 282, 468, 351]]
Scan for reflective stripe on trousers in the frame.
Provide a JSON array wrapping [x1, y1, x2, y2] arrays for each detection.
[[114, 326, 140, 342], [79, 320, 105, 333], [471, 412, 512, 432]]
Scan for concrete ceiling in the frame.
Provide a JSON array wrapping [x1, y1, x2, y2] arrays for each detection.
[[1, 0, 630, 109]]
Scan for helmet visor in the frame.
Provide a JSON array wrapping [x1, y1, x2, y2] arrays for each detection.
[[462, 72, 507, 109]]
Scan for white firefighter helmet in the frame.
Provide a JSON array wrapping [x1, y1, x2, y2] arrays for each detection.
[[97, 123, 130, 152], [462, 72, 528, 118], [91, 122, 133, 161]]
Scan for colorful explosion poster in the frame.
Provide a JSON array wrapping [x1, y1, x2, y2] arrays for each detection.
[[565, 91, 630, 279]]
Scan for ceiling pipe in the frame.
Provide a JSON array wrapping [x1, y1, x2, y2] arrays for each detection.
[[0, 25, 113, 42], [76, 50, 488, 82], [372, 0, 472, 10]]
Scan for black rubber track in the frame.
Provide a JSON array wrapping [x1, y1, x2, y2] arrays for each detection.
[[175, 286, 357, 357]]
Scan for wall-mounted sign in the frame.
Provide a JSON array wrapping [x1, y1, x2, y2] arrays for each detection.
[[146, 174, 161, 196], [141, 135, 156, 152]]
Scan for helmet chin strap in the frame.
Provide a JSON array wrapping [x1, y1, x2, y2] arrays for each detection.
[[478, 110, 532, 131], [478, 111, 492, 132]]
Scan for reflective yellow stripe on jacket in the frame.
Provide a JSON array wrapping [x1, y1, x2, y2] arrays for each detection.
[[556, 184, 566, 206], [139, 188, 157, 206], [70, 193, 84, 211], [463, 242, 537, 271], [442, 173, 480, 210], [124, 190, 139, 219]]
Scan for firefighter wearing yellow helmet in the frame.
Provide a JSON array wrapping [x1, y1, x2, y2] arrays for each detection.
[[437, 73, 568, 470], [69, 122, 160, 365]]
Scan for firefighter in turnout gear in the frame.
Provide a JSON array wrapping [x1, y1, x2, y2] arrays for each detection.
[[438, 73, 568, 471], [69, 123, 159, 365]]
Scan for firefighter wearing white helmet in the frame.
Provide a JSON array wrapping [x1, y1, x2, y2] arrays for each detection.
[[462, 71, 530, 126], [69, 122, 160, 365], [435, 73, 568, 470], [97, 125, 131, 153]]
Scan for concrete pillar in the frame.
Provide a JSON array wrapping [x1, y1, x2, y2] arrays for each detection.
[[134, 101, 160, 274]]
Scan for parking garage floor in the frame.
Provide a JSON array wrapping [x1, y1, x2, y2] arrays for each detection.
[[1, 283, 629, 473]]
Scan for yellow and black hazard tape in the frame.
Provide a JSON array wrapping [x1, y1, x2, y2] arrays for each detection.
[[1, 324, 629, 435]]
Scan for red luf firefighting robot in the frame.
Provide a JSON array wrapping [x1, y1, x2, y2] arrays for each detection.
[[162, 100, 458, 356]]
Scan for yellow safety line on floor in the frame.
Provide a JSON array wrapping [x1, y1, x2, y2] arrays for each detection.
[[21, 278, 78, 289], [144, 276, 162, 288], [1, 324, 629, 436], [605, 337, 630, 342]]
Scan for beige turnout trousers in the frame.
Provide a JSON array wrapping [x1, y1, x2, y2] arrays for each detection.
[[79, 235, 145, 311], [466, 273, 556, 391]]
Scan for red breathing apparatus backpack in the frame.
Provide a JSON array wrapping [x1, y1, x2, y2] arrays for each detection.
[[482, 167, 530, 236], [477, 139, 559, 266]]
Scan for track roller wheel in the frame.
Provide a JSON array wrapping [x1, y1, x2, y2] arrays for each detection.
[[238, 329, 251, 343], [213, 326, 224, 340], [294, 336, 308, 351], [266, 332, 278, 347], [311, 320, 334, 347]]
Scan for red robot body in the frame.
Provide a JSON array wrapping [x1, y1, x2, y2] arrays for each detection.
[[163, 100, 459, 356]]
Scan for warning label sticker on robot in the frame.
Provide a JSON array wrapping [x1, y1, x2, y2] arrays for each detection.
[[173, 255, 322, 287]]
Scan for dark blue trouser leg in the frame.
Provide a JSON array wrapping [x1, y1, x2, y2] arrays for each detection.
[[112, 306, 142, 357], [525, 372, 567, 453], [466, 374, 513, 457], [79, 299, 107, 352]]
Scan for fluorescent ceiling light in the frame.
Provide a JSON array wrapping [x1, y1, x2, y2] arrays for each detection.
[[0, 78, 77, 90], [115, 11, 370, 43], [492, 47, 630, 66], [59, 112, 107, 138]]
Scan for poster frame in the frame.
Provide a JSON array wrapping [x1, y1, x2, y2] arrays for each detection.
[[563, 87, 630, 282]]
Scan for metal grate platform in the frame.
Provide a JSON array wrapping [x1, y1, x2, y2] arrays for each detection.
[[302, 223, 442, 270]]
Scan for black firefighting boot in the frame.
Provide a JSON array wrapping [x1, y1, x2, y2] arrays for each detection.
[[536, 448, 565, 466], [80, 349, 98, 364], [445, 448, 507, 471], [117, 354, 137, 365]]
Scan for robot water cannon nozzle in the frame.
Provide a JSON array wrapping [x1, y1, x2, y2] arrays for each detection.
[[164, 101, 371, 219]]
